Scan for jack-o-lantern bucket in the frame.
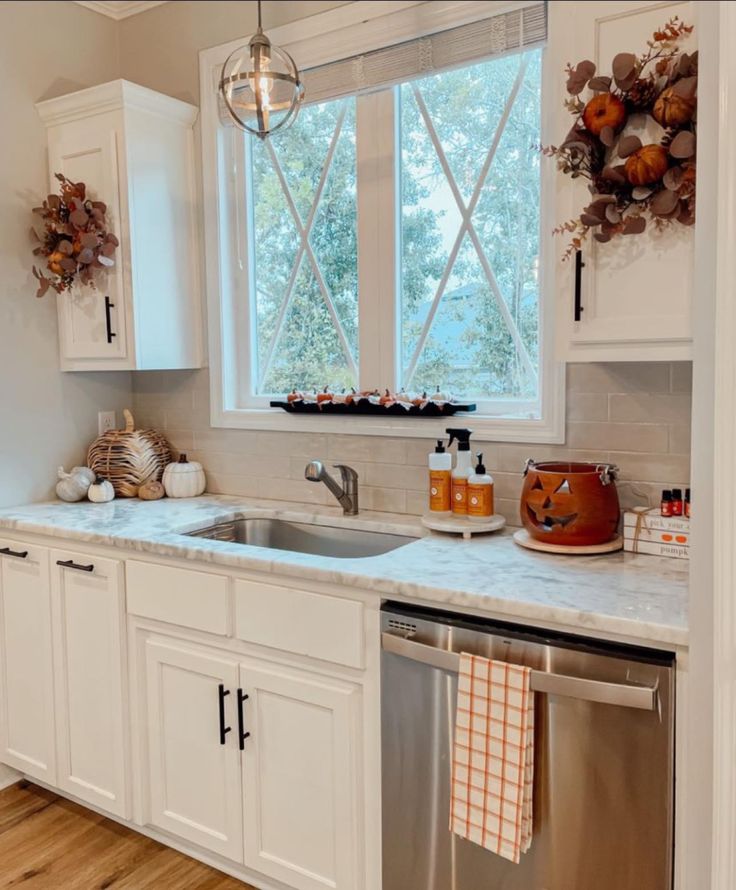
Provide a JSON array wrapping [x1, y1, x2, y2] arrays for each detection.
[[520, 460, 620, 546]]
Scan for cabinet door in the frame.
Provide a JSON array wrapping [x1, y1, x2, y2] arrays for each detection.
[[48, 115, 129, 366], [551, 0, 695, 361], [0, 541, 55, 783], [143, 638, 243, 862], [51, 549, 128, 817], [240, 661, 361, 890]]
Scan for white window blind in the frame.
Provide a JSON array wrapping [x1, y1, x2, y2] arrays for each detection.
[[301, 2, 547, 105]]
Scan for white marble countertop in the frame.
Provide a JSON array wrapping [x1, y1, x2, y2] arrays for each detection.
[[0, 495, 689, 648]]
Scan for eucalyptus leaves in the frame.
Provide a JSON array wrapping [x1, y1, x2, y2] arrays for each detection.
[[31, 173, 119, 297], [542, 17, 697, 259]]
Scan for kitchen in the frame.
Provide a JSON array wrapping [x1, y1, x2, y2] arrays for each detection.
[[0, 0, 728, 888]]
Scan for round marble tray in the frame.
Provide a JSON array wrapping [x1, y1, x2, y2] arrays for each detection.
[[421, 513, 506, 540], [513, 529, 623, 555]]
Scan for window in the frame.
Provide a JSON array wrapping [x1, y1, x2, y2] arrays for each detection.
[[399, 52, 541, 407], [204, 1, 563, 441], [249, 97, 358, 396]]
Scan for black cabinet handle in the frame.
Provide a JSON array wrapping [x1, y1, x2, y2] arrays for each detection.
[[56, 559, 94, 573], [0, 547, 28, 560], [574, 250, 585, 322], [218, 684, 231, 745], [104, 296, 116, 344], [237, 689, 250, 750]]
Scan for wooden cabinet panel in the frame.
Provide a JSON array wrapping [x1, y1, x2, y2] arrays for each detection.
[[143, 637, 243, 862], [0, 541, 55, 783], [51, 549, 128, 817], [240, 660, 362, 890]]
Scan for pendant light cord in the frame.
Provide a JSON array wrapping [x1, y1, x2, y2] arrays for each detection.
[[257, 0, 262, 31]]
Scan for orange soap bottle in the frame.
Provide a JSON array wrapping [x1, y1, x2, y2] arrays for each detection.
[[428, 439, 452, 514]]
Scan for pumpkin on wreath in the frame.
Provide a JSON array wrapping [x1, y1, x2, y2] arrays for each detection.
[[542, 16, 697, 258]]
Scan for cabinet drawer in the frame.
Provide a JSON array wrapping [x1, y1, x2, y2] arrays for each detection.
[[126, 561, 229, 635], [234, 579, 364, 669]]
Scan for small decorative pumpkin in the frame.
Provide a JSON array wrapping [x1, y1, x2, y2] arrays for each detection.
[[652, 85, 695, 128], [582, 92, 627, 136], [138, 479, 165, 501], [88, 476, 115, 504], [56, 465, 96, 502], [624, 144, 669, 186], [520, 460, 620, 547], [162, 454, 206, 499]]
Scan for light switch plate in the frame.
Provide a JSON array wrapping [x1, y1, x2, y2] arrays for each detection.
[[98, 411, 117, 435]]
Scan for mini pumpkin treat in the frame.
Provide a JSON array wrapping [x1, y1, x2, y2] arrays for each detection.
[[520, 460, 620, 547]]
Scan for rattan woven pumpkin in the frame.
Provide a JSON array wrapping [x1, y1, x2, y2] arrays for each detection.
[[87, 409, 172, 497]]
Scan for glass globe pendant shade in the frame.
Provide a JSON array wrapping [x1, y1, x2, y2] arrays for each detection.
[[220, 14, 304, 139]]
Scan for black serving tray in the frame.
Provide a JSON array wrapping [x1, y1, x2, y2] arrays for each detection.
[[270, 399, 477, 417]]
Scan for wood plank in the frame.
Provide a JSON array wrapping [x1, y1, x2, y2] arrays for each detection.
[[0, 782, 251, 889]]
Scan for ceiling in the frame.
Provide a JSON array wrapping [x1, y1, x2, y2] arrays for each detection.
[[74, 1, 168, 20]]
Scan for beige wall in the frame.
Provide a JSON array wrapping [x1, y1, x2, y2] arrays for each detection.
[[118, 0, 692, 522], [118, 0, 350, 103], [0, 1, 131, 507]]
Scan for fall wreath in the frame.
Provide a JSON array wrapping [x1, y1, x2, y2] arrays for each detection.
[[543, 17, 697, 260], [31, 174, 119, 298]]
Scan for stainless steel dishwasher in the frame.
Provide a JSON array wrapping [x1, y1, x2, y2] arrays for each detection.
[[381, 603, 675, 890]]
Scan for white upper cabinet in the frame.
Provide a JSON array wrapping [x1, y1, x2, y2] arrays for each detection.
[[549, 1, 695, 362], [36, 80, 203, 372]]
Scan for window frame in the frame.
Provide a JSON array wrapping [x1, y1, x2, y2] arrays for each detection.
[[200, 0, 565, 442]]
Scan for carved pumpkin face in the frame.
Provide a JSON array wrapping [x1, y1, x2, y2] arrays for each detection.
[[520, 462, 620, 546], [525, 476, 578, 532]]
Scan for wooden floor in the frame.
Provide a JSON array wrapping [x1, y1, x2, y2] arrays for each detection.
[[0, 781, 253, 889]]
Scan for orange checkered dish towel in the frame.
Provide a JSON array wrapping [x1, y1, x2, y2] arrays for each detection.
[[450, 653, 534, 864]]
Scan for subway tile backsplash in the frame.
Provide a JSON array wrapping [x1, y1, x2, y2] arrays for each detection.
[[132, 362, 692, 528]]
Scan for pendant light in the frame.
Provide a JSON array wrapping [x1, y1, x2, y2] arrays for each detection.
[[220, 0, 305, 139]]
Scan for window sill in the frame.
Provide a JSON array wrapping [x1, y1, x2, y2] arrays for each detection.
[[211, 405, 565, 444]]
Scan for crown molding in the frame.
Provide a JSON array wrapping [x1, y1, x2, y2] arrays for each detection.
[[36, 79, 197, 127], [74, 1, 168, 21]]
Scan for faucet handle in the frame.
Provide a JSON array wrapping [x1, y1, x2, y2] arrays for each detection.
[[333, 464, 359, 487]]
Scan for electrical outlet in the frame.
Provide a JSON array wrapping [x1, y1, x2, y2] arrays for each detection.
[[98, 411, 117, 436]]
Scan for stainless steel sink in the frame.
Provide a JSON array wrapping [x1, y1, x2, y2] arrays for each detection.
[[185, 517, 417, 559]]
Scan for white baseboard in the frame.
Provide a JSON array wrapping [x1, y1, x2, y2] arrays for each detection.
[[0, 763, 21, 791]]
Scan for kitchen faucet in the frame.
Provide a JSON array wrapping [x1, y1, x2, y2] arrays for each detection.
[[305, 461, 359, 515]]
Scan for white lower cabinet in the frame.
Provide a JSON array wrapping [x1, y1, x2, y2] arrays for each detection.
[[0, 541, 56, 783], [50, 549, 128, 817], [144, 637, 244, 861], [240, 660, 361, 890]]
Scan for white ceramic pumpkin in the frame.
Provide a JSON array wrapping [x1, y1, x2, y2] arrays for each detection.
[[88, 477, 115, 503], [162, 454, 206, 498], [56, 466, 96, 502]]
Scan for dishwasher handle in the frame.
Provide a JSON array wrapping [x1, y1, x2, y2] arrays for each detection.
[[382, 632, 658, 712]]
